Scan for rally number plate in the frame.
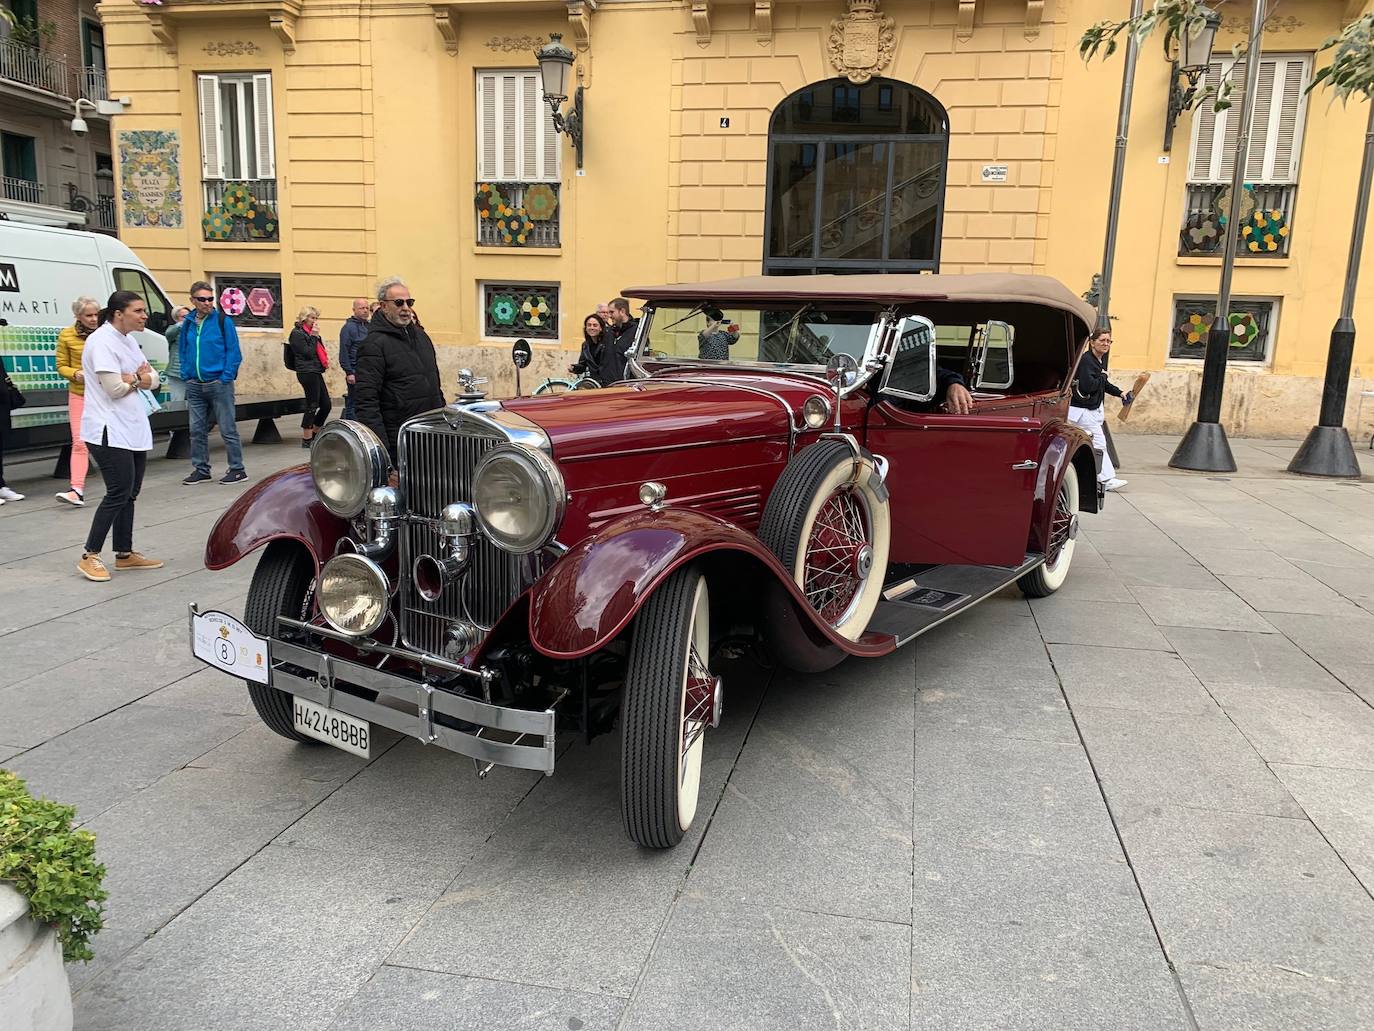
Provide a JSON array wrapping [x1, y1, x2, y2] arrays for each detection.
[[190, 609, 269, 684], [292, 697, 370, 758]]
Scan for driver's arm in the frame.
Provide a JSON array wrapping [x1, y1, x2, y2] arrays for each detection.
[[937, 368, 973, 415]]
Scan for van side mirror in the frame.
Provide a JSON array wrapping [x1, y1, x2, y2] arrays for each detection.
[[146, 312, 169, 334]]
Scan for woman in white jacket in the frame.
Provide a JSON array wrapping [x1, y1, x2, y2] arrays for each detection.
[[77, 290, 165, 582]]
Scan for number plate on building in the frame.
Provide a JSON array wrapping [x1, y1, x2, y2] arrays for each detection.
[[292, 698, 370, 758]]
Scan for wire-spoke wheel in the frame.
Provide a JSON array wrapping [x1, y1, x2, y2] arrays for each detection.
[[621, 566, 719, 848], [1019, 463, 1079, 598], [759, 439, 890, 643], [533, 376, 600, 395]]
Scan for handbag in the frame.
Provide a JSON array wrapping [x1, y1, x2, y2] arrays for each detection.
[[3, 375, 24, 410], [139, 388, 162, 416]]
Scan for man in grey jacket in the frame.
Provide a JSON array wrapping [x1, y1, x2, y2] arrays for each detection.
[[337, 297, 370, 420]]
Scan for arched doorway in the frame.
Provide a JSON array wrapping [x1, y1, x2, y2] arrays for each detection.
[[764, 78, 949, 275]]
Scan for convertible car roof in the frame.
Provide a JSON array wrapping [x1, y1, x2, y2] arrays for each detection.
[[622, 273, 1097, 335]]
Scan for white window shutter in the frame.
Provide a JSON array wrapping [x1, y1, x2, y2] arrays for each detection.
[[197, 74, 223, 180], [252, 73, 276, 180], [519, 72, 539, 180], [477, 72, 498, 180], [499, 73, 518, 180], [1245, 59, 1276, 179], [539, 74, 560, 181], [1271, 57, 1309, 183]]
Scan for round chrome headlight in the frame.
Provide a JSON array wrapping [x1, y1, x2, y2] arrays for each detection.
[[316, 553, 389, 637], [802, 394, 832, 429], [310, 421, 389, 518], [471, 445, 565, 554]]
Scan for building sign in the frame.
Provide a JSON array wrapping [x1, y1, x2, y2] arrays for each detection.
[[118, 130, 183, 229], [980, 165, 1009, 183]]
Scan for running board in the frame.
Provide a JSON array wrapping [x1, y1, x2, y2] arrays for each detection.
[[867, 553, 1044, 647]]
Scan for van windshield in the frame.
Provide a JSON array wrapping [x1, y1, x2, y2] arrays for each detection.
[[638, 304, 878, 370]]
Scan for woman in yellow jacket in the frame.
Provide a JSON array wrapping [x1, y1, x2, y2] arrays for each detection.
[[55, 296, 101, 506]]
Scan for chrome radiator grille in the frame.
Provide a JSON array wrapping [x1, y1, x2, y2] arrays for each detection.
[[398, 422, 527, 655]]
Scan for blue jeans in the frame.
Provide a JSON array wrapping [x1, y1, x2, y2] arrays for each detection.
[[187, 379, 245, 476]]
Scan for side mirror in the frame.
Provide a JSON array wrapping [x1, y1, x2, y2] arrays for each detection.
[[145, 312, 169, 334], [826, 352, 858, 392]]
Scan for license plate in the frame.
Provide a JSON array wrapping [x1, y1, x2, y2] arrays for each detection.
[[292, 697, 370, 758]]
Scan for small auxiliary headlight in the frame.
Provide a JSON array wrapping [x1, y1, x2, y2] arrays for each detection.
[[802, 395, 832, 429]]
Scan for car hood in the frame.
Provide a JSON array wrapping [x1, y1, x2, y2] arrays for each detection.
[[500, 373, 829, 461]]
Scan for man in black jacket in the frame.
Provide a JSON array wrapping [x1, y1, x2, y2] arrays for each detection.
[[353, 277, 445, 460], [1070, 329, 1132, 491]]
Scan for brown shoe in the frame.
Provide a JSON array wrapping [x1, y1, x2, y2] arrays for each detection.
[[78, 553, 111, 582], [114, 551, 164, 571]]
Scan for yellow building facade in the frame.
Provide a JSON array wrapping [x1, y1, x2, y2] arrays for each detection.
[[96, 0, 1373, 437]]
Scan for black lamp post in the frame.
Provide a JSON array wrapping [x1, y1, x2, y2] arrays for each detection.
[[534, 33, 585, 170], [1287, 99, 1374, 478], [1170, 0, 1269, 473], [1162, 7, 1222, 152]]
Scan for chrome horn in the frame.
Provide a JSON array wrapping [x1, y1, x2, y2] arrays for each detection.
[[353, 487, 398, 560], [412, 502, 475, 603]]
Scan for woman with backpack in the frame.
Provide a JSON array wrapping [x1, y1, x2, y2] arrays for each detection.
[[287, 305, 331, 448]]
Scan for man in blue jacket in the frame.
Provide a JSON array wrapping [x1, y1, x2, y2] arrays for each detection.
[[180, 281, 247, 485], [337, 297, 370, 420]]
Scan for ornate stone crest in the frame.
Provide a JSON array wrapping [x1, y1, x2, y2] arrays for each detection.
[[827, 0, 895, 85]]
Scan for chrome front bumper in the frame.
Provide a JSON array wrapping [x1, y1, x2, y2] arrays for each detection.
[[264, 625, 558, 775]]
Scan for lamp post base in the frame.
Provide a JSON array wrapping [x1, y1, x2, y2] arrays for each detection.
[[1169, 421, 1237, 472], [1287, 425, 1363, 479]]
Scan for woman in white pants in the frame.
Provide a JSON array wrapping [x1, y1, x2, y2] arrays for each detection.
[[1069, 329, 1132, 491]]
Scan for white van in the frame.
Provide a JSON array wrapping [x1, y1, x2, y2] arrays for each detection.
[[0, 222, 183, 408]]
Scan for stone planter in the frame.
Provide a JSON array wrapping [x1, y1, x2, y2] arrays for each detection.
[[0, 884, 73, 1031]]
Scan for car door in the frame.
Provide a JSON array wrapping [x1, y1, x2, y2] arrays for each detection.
[[865, 316, 1041, 568]]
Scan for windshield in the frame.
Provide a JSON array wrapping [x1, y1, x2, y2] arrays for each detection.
[[636, 304, 880, 370]]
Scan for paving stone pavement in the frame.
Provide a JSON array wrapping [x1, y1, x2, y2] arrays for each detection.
[[1, 430, 1373, 1030]]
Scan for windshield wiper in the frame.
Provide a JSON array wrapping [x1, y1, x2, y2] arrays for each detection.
[[658, 302, 709, 332], [758, 304, 816, 361]]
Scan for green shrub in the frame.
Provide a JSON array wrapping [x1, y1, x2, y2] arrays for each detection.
[[0, 769, 107, 963]]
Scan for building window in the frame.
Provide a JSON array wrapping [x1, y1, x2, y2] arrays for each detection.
[[1171, 297, 1276, 363], [1180, 55, 1310, 259], [211, 273, 284, 330], [80, 20, 106, 100], [475, 70, 561, 248], [197, 72, 278, 242], [1, 132, 40, 204], [482, 281, 559, 341], [765, 77, 948, 275]]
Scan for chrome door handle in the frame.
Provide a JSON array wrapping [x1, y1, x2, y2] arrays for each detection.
[[1011, 460, 1038, 470]]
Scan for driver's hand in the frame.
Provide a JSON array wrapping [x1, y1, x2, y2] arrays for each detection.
[[942, 383, 973, 415]]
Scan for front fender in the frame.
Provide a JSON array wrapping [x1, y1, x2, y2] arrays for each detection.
[[528, 508, 896, 661], [1028, 422, 1096, 554], [205, 465, 350, 573]]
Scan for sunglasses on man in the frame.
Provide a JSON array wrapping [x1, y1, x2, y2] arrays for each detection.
[[389, 298, 416, 308], [191, 294, 214, 303]]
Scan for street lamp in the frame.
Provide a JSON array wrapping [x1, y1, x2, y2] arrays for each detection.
[[1170, 0, 1269, 472], [534, 33, 584, 169], [1163, 6, 1222, 151]]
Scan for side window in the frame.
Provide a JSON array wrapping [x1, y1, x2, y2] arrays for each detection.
[[113, 268, 172, 332], [973, 320, 1014, 390], [882, 316, 936, 401]]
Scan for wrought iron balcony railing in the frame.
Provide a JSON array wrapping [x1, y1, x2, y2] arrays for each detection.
[[475, 182, 560, 248], [2, 177, 44, 204], [201, 179, 280, 242], [1179, 182, 1297, 259], [0, 38, 69, 96], [80, 66, 108, 102]]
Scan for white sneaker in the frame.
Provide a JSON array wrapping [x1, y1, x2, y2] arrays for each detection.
[[0, 487, 24, 502], [1103, 478, 1128, 492]]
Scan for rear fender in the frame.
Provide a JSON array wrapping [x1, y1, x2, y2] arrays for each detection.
[[1028, 422, 1097, 555], [204, 465, 350, 574], [528, 508, 895, 661]]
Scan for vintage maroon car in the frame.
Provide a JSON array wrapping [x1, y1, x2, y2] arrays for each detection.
[[188, 273, 1101, 848]]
